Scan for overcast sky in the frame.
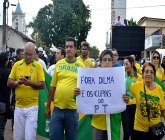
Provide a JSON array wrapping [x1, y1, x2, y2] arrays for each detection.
[[0, 0, 165, 52]]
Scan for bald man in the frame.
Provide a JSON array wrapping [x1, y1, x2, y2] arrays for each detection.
[[7, 42, 45, 140]]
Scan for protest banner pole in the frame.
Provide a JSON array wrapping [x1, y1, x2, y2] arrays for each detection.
[[106, 114, 111, 140]]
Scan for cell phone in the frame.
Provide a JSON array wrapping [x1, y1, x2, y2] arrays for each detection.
[[24, 76, 30, 79]]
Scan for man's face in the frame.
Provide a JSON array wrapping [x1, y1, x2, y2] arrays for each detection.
[[65, 41, 76, 59], [55, 49, 64, 62], [112, 50, 119, 64], [24, 47, 35, 64], [18, 51, 24, 60], [81, 46, 88, 57]]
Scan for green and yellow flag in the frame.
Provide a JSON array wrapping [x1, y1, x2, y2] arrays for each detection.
[[37, 71, 121, 140], [154, 77, 165, 92], [37, 71, 51, 138]]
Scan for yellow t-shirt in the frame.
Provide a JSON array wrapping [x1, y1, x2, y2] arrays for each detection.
[[130, 81, 165, 132], [156, 67, 165, 83], [50, 58, 84, 109], [91, 115, 107, 130], [127, 73, 142, 105], [135, 63, 142, 75], [9, 59, 45, 108], [77, 56, 94, 68]]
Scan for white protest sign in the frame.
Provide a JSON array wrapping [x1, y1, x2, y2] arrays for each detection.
[[76, 66, 126, 114]]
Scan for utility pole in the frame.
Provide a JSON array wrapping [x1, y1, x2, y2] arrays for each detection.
[[2, 0, 9, 52]]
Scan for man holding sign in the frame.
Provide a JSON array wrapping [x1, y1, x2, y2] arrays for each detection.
[[74, 49, 129, 140]]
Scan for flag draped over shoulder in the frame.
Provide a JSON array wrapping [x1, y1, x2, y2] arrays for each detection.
[[125, 77, 135, 99], [37, 71, 51, 138], [154, 77, 165, 92]]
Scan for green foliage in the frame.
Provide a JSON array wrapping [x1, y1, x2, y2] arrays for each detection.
[[126, 18, 137, 26], [88, 46, 100, 60], [27, 0, 91, 48]]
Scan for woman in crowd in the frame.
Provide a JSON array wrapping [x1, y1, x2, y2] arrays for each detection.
[[0, 52, 11, 140], [151, 51, 165, 86], [122, 56, 142, 140], [129, 62, 165, 140], [74, 49, 129, 140]]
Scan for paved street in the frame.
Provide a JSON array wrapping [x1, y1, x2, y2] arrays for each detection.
[[4, 120, 165, 140], [5, 120, 48, 140]]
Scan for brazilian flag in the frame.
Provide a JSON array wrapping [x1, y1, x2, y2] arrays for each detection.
[[37, 71, 121, 140], [78, 113, 121, 140], [37, 71, 51, 138], [125, 76, 136, 99], [154, 77, 165, 92]]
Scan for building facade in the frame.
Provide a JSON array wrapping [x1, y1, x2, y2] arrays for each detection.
[[106, 0, 127, 48], [138, 17, 165, 59], [12, 2, 27, 34], [111, 0, 126, 25], [0, 25, 35, 53]]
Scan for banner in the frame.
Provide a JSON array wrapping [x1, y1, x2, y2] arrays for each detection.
[[76, 67, 126, 114]]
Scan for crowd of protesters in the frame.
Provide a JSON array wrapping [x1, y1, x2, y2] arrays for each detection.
[[0, 37, 165, 140]]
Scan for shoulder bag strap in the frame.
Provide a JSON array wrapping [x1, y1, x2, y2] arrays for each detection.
[[144, 83, 150, 122]]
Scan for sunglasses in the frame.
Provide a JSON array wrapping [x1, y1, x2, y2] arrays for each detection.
[[24, 52, 33, 57], [144, 70, 155, 75], [153, 56, 160, 59], [102, 58, 112, 62]]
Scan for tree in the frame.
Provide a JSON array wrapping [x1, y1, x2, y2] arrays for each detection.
[[126, 18, 137, 26], [88, 46, 100, 60], [27, 0, 91, 48], [27, 4, 54, 47]]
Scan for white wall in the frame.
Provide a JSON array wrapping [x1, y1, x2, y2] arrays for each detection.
[[0, 27, 30, 52], [111, 0, 126, 25]]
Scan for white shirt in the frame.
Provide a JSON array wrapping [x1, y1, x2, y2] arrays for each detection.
[[47, 64, 55, 76], [38, 58, 47, 71], [115, 19, 125, 26]]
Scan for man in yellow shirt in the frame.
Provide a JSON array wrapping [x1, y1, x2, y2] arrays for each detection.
[[7, 42, 45, 140], [46, 37, 84, 140], [77, 41, 94, 68]]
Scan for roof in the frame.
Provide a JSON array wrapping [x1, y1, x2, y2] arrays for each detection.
[[0, 25, 35, 43], [138, 16, 165, 25], [15, 2, 23, 13]]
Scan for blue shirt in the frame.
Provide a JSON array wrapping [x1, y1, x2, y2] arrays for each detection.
[[113, 63, 122, 67]]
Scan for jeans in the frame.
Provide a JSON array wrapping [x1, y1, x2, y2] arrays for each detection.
[[122, 104, 136, 140], [50, 107, 78, 140], [0, 116, 7, 140]]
